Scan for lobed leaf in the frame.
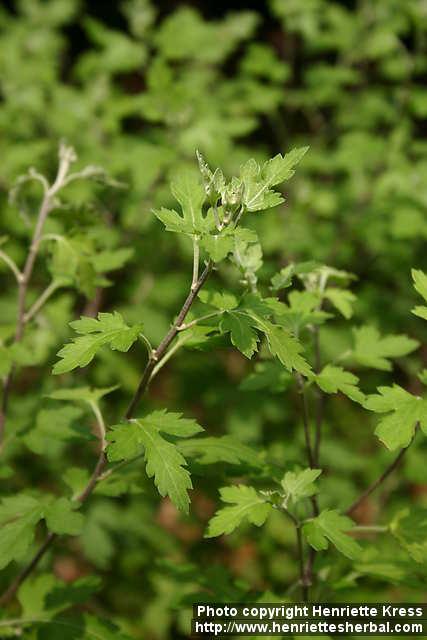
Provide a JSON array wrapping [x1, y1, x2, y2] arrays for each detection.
[[53, 312, 143, 374], [303, 509, 361, 560], [206, 485, 272, 537]]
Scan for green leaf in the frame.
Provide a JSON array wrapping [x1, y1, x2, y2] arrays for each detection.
[[23, 405, 86, 455], [352, 326, 419, 371], [53, 312, 143, 374], [261, 147, 309, 186], [206, 485, 272, 537], [0, 495, 44, 570], [107, 410, 203, 512], [18, 574, 58, 618], [281, 468, 322, 507], [133, 423, 192, 513], [240, 360, 291, 392], [412, 269, 427, 302], [198, 289, 238, 311], [390, 508, 427, 563], [178, 435, 262, 468], [303, 509, 361, 560], [200, 233, 234, 262], [63, 467, 90, 499], [136, 409, 204, 438], [49, 385, 118, 405], [44, 497, 84, 535], [153, 171, 213, 235], [106, 422, 143, 461], [240, 147, 308, 212], [220, 312, 259, 358], [324, 288, 356, 319], [412, 269, 427, 319], [254, 317, 312, 376], [270, 261, 319, 291], [91, 248, 133, 273], [315, 365, 365, 404], [365, 385, 427, 449]]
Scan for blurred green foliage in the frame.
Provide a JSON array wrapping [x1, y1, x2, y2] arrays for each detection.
[[1, 0, 427, 638]]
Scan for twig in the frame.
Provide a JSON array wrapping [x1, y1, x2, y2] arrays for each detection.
[[125, 260, 212, 419], [0, 250, 22, 284], [177, 311, 222, 332], [295, 373, 319, 595], [283, 509, 308, 601], [23, 280, 62, 324], [0, 146, 76, 448], [346, 444, 411, 517], [313, 328, 324, 464], [296, 374, 315, 469], [0, 252, 213, 604], [0, 533, 56, 607], [0, 395, 107, 605], [192, 236, 200, 289]]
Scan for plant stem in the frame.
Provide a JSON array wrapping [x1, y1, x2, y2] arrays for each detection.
[[346, 444, 411, 517], [177, 311, 222, 332], [296, 374, 315, 469], [0, 533, 56, 607], [313, 328, 324, 465], [283, 509, 308, 601], [0, 250, 22, 284], [150, 334, 189, 380], [0, 256, 213, 604], [192, 236, 200, 289], [352, 525, 388, 534], [0, 147, 75, 448], [23, 280, 62, 324], [0, 397, 107, 605], [125, 260, 212, 419], [295, 373, 319, 596]]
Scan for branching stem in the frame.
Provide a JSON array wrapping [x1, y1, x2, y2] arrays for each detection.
[[0, 395, 107, 605], [0, 146, 76, 448], [125, 259, 212, 419], [0, 251, 213, 604], [346, 442, 412, 517]]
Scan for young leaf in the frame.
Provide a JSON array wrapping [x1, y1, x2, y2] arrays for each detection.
[[365, 385, 427, 449], [261, 147, 309, 186], [303, 509, 361, 560], [324, 288, 356, 319], [241, 147, 308, 212], [281, 468, 322, 507], [352, 326, 418, 371], [315, 365, 365, 404], [53, 312, 143, 374], [153, 171, 213, 235], [205, 485, 272, 537], [107, 411, 204, 513]]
